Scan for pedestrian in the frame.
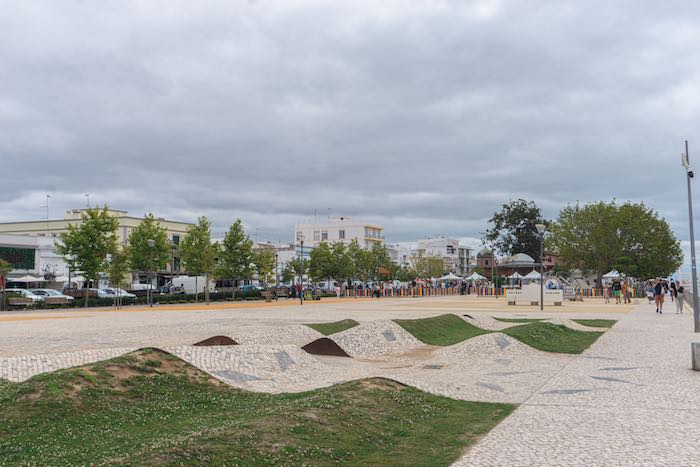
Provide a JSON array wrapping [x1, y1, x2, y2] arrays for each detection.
[[675, 281, 685, 314], [603, 282, 611, 304], [669, 281, 677, 303], [621, 281, 630, 304], [612, 280, 622, 304], [654, 278, 665, 313]]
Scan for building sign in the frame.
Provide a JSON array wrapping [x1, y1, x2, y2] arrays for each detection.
[[0, 246, 36, 270]]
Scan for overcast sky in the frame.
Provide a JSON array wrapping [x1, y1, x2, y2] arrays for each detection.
[[2, 0, 700, 267]]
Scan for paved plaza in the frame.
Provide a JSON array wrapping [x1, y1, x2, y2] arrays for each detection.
[[1, 295, 698, 465]]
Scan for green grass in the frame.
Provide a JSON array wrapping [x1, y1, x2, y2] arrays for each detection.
[[0, 349, 514, 466], [502, 322, 604, 354], [306, 319, 360, 335], [394, 314, 491, 346], [572, 319, 617, 328], [493, 317, 545, 323]]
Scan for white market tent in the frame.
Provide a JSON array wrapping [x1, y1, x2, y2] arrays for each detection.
[[438, 272, 461, 281], [507, 272, 523, 279], [54, 275, 70, 283], [465, 272, 486, 281], [603, 270, 621, 279], [8, 275, 45, 283], [523, 270, 542, 279]]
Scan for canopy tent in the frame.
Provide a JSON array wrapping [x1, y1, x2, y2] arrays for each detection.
[[507, 272, 523, 279], [7, 275, 45, 283], [602, 270, 621, 279], [465, 272, 487, 281], [438, 272, 461, 281], [523, 270, 541, 280], [54, 275, 70, 283]]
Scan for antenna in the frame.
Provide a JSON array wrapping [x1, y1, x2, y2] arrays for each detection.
[[85, 193, 90, 208]]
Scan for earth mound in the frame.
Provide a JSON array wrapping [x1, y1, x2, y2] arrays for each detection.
[[194, 336, 239, 346], [302, 337, 351, 357]]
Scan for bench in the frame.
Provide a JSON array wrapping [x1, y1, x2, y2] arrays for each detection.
[[8, 297, 34, 307]]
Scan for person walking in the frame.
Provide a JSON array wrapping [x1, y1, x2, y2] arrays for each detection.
[[612, 280, 622, 304], [675, 281, 685, 314], [621, 281, 631, 304], [654, 278, 665, 313]]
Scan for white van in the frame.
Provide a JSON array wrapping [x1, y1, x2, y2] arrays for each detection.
[[167, 275, 215, 295]]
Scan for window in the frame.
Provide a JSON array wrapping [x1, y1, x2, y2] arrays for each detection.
[[339, 229, 345, 239], [321, 231, 328, 241], [313, 230, 320, 241], [296, 231, 303, 241], [0, 246, 35, 270], [172, 235, 180, 245]]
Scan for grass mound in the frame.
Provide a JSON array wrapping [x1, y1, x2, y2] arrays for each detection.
[[493, 317, 545, 323], [572, 319, 617, 328], [394, 314, 490, 346], [0, 349, 514, 465], [306, 319, 360, 335], [502, 322, 604, 354]]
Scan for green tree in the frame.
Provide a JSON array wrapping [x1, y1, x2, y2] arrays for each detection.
[[367, 243, 393, 280], [330, 242, 354, 285], [107, 246, 130, 309], [55, 206, 119, 307], [217, 219, 255, 297], [309, 242, 333, 283], [127, 213, 170, 287], [347, 239, 368, 282], [483, 199, 548, 260], [253, 248, 276, 287], [0, 258, 11, 311], [548, 201, 683, 284], [281, 262, 296, 284], [180, 217, 216, 303], [284, 257, 307, 284]]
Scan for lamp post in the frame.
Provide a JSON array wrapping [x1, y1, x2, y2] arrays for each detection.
[[299, 238, 305, 305], [170, 241, 177, 292], [275, 253, 279, 288], [682, 141, 700, 332], [147, 239, 155, 307], [535, 224, 547, 311]]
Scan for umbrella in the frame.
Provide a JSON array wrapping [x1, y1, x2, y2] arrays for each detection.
[[8, 275, 45, 283]]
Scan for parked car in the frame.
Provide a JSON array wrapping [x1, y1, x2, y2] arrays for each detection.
[[29, 289, 75, 301], [62, 288, 110, 298], [100, 288, 137, 299], [157, 284, 185, 295], [239, 285, 264, 293], [6, 289, 45, 302]]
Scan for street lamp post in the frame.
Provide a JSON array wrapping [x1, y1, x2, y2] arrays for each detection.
[[682, 141, 700, 332], [299, 239, 304, 305], [535, 224, 547, 311], [147, 239, 155, 307], [275, 253, 279, 288]]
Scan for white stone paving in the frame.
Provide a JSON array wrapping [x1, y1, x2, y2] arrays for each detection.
[[455, 303, 700, 466]]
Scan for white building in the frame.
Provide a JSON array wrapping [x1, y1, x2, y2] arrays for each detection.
[[387, 243, 412, 268], [294, 217, 384, 250], [0, 233, 71, 281], [415, 237, 472, 276]]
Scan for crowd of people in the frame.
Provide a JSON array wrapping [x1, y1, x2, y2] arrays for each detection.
[[644, 278, 685, 314]]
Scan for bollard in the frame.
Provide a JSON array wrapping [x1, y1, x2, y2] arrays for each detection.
[[693, 343, 700, 371]]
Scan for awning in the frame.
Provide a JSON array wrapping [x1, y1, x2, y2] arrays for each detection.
[[8, 275, 46, 283]]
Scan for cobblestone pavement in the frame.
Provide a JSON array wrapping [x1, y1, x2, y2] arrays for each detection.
[[0, 296, 630, 357], [454, 302, 700, 466]]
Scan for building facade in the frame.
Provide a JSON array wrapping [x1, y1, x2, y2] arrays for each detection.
[[414, 237, 472, 276], [294, 217, 384, 250]]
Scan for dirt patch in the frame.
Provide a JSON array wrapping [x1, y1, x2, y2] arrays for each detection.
[[356, 378, 407, 391], [194, 336, 239, 346], [302, 338, 351, 357]]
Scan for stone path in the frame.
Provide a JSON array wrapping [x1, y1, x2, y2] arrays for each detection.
[[455, 303, 700, 466]]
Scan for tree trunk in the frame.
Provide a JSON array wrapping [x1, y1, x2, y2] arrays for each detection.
[[205, 273, 210, 305], [232, 279, 236, 300], [195, 276, 199, 303], [85, 279, 89, 308]]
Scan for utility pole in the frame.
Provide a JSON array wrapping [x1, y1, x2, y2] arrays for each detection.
[[682, 140, 700, 332]]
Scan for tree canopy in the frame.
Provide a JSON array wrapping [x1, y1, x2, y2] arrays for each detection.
[[217, 219, 255, 287], [482, 199, 547, 259], [55, 206, 119, 291], [180, 217, 216, 301], [253, 248, 276, 286], [127, 213, 170, 274], [548, 201, 683, 281]]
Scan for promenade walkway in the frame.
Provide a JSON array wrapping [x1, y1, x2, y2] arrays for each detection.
[[455, 301, 700, 466]]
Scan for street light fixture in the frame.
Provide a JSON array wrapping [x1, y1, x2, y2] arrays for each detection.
[[147, 239, 155, 307], [682, 141, 700, 333], [535, 223, 547, 311]]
